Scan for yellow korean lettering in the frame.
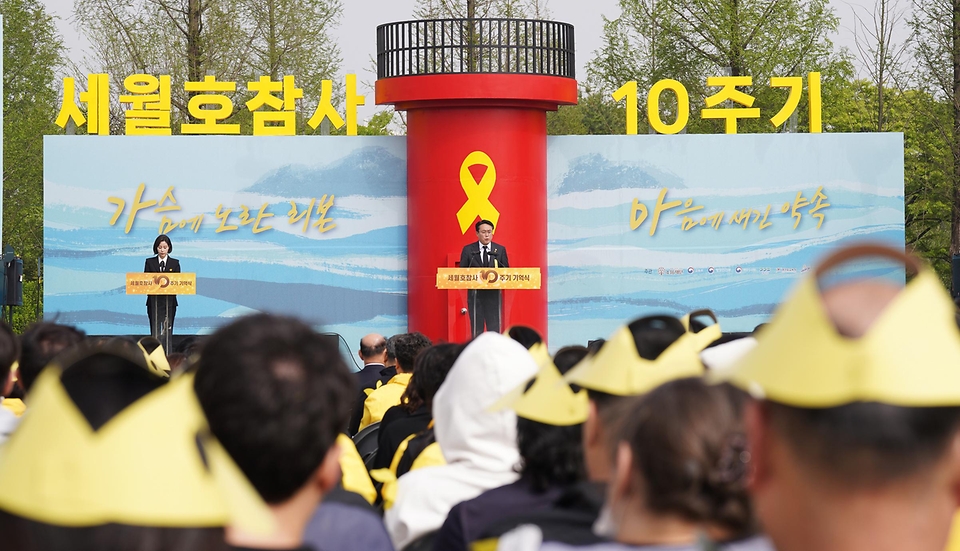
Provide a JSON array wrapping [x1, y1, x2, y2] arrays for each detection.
[[613, 81, 638, 135], [238, 203, 275, 234], [55, 77, 86, 130], [288, 199, 315, 233], [648, 188, 682, 237], [808, 72, 822, 133], [345, 74, 366, 136], [307, 79, 345, 132], [311, 195, 336, 233], [214, 204, 239, 233], [808, 187, 829, 228], [647, 79, 689, 135], [630, 198, 648, 230], [701, 76, 760, 134], [182, 77, 240, 135], [122, 183, 158, 234], [246, 76, 303, 136], [120, 74, 172, 135], [769, 76, 802, 129], [108, 196, 125, 226], [781, 192, 811, 230], [154, 186, 180, 213]]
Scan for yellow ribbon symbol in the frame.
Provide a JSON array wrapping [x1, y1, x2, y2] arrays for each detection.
[[456, 151, 500, 234]]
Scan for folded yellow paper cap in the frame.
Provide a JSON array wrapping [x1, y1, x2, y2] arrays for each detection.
[[717, 243, 960, 407], [564, 319, 704, 396], [138, 338, 171, 377], [681, 309, 723, 352], [0, 343, 273, 532], [490, 342, 588, 426]]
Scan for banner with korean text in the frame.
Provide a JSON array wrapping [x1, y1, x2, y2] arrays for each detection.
[[44, 136, 407, 348], [546, 133, 905, 345]]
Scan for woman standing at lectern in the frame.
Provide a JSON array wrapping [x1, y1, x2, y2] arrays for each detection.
[[145, 234, 180, 338]]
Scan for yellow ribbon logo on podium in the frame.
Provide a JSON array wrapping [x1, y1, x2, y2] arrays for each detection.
[[457, 151, 500, 234]]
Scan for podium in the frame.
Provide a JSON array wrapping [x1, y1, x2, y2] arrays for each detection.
[[437, 267, 541, 341], [126, 272, 196, 352]]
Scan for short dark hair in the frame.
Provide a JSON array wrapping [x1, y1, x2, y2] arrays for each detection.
[[553, 345, 589, 374], [385, 335, 399, 362], [359, 336, 386, 359], [0, 322, 19, 389], [400, 343, 464, 413], [194, 314, 355, 504], [393, 332, 432, 373], [768, 401, 960, 488], [475, 219, 494, 232], [19, 322, 86, 392], [620, 377, 754, 537], [153, 234, 173, 254], [506, 326, 542, 350]]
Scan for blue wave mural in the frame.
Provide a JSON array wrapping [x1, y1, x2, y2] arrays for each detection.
[[546, 133, 905, 346]]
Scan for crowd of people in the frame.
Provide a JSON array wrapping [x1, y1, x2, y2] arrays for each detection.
[[0, 242, 959, 551]]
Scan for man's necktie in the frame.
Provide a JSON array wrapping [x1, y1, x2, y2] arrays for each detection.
[[160, 261, 165, 272], [482, 246, 489, 266]]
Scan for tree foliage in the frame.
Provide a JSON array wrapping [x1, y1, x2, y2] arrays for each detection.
[[3, 0, 65, 327], [72, 0, 343, 133]]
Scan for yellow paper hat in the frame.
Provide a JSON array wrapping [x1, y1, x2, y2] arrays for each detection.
[[490, 342, 589, 426], [0, 345, 273, 532], [564, 321, 704, 396], [718, 244, 960, 407], [138, 338, 171, 377], [681, 309, 723, 352]]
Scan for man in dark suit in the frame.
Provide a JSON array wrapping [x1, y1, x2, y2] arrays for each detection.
[[355, 333, 388, 390], [459, 219, 509, 337], [145, 234, 180, 340]]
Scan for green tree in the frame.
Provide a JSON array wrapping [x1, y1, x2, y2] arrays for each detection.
[[72, 0, 344, 134], [588, 0, 850, 134], [3, 0, 66, 329], [547, 88, 624, 135], [910, 0, 960, 286]]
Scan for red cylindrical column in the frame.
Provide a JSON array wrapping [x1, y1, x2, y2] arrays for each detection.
[[378, 74, 577, 343]]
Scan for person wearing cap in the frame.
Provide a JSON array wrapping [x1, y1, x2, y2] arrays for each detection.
[[564, 315, 706, 484], [384, 332, 539, 550], [194, 313, 365, 551], [0, 339, 272, 551], [434, 343, 590, 551], [715, 244, 960, 551]]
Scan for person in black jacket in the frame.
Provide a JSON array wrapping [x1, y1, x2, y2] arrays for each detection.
[[459, 219, 509, 337], [144, 234, 180, 339]]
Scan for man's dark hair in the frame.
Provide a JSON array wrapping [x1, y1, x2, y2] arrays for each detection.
[[475, 219, 494, 232], [0, 322, 19, 390], [620, 377, 754, 538], [768, 401, 960, 488], [359, 336, 387, 359], [152, 234, 173, 254], [400, 343, 465, 414], [385, 335, 399, 362], [19, 322, 86, 392], [393, 332, 432, 373], [553, 345, 589, 373], [194, 314, 355, 504], [506, 326, 542, 350]]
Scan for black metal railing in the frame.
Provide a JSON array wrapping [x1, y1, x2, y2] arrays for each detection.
[[377, 19, 575, 79]]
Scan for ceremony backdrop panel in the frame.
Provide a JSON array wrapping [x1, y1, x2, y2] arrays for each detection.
[[546, 133, 905, 346], [43, 136, 408, 350], [44, 133, 904, 348]]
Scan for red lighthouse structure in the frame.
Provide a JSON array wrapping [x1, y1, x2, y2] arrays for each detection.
[[376, 18, 578, 343]]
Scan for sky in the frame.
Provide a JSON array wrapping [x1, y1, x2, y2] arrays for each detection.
[[40, 0, 910, 123]]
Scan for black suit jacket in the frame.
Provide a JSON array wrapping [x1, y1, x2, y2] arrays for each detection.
[[144, 256, 181, 306], [459, 241, 509, 269]]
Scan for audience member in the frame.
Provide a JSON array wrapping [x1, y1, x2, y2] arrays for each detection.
[[385, 332, 539, 550], [356, 333, 388, 389], [359, 332, 431, 432], [18, 321, 85, 394], [719, 245, 960, 551], [194, 313, 355, 550], [0, 321, 20, 443], [349, 334, 402, 435]]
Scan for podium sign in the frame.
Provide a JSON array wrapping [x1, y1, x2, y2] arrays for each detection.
[[436, 267, 541, 290], [125, 273, 197, 295]]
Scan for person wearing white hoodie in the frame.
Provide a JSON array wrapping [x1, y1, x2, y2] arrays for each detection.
[[384, 332, 539, 550]]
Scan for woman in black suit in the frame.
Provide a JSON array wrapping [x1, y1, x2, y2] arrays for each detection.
[[145, 234, 180, 338]]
